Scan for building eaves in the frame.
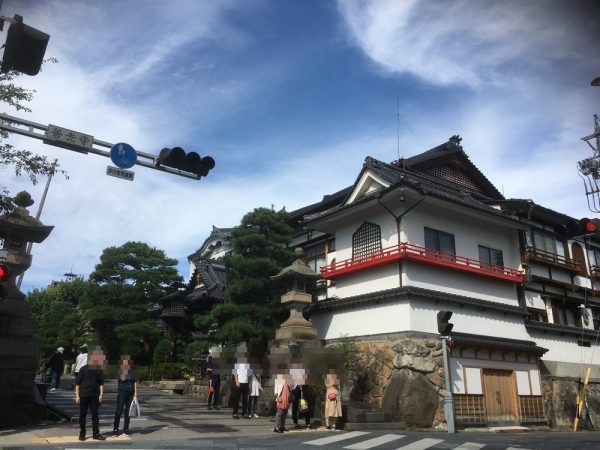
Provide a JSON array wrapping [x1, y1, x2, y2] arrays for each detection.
[[305, 285, 528, 317], [525, 319, 600, 340], [450, 332, 548, 356]]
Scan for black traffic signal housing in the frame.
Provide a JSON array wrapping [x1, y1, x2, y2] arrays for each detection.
[[578, 218, 600, 236], [1, 15, 50, 76], [155, 147, 215, 178], [0, 263, 8, 300], [437, 310, 453, 336]]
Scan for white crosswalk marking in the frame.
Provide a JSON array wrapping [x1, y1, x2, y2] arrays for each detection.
[[453, 443, 486, 450], [395, 438, 444, 450], [304, 431, 370, 446], [344, 433, 406, 449], [506, 448, 532, 450]]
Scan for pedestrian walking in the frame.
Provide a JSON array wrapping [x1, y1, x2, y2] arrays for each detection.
[[248, 367, 263, 418], [75, 346, 106, 441], [112, 355, 137, 437], [46, 347, 64, 391], [273, 373, 291, 433], [324, 369, 342, 431]]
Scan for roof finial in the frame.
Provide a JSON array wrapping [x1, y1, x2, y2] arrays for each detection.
[[449, 135, 462, 148]]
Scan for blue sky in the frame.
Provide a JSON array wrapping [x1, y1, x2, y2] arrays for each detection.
[[1, 0, 599, 292]]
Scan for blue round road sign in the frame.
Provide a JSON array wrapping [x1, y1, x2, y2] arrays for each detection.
[[110, 142, 137, 169]]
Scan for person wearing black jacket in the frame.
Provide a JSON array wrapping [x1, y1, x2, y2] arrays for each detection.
[[291, 384, 314, 429], [75, 347, 105, 441], [112, 355, 137, 436], [47, 347, 64, 391]]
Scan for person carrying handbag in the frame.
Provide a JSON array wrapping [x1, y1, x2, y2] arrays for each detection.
[[273, 374, 291, 433], [292, 384, 312, 429], [324, 369, 342, 431], [112, 355, 137, 437]]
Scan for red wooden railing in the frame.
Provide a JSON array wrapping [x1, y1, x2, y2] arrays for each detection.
[[320, 242, 524, 283]]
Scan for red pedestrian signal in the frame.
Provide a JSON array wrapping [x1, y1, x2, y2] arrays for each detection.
[[0, 264, 8, 281]]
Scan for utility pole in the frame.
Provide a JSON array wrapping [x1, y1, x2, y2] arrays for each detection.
[[16, 159, 57, 288]]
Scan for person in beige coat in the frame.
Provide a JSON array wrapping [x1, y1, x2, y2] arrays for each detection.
[[324, 369, 342, 430]]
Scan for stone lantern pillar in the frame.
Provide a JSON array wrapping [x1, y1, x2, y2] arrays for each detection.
[[0, 191, 54, 427]]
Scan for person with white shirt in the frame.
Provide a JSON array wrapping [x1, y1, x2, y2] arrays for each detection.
[[74, 345, 88, 377]]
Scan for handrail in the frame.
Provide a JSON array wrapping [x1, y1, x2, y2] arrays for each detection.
[[320, 242, 524, 282], [525, 246, 579, 269]]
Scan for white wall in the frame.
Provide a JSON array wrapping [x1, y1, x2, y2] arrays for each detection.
[[311, 301, 411, 340], [334, 264, 400, 297], [531, 332, 600, 367], [404, 263, 520, 304]]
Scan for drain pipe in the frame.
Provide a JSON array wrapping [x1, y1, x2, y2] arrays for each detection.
[[377, 191, 425, 286]]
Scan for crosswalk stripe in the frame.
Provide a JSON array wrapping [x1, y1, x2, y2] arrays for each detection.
[[395, 438, 444, 450], [506, 448, 532, 450], [344, 433, 406, 449], [453, 443, 486, 450], [304, 431, 370, 446]]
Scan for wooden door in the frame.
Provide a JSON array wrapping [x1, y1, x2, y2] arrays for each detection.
[[482, 369, 518, 423]]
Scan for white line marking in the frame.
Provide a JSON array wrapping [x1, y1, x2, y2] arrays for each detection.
[[453, 443, 486, 450], [304, 431, 371, 446], [395, 438, 444, 450], [344, 433, 406, 449]]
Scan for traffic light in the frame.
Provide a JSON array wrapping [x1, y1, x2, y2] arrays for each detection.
[[1, 15, 50, 76], [437, 310, 453, 336], [578, 218, 600, 235], [155, 147, 215, 177], [0, 264, 8, 300]]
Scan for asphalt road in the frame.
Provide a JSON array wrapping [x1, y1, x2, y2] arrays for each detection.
[[1, 377, 600, 450]]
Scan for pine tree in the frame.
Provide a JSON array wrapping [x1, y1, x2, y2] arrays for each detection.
[[195, 207, 294, 356]]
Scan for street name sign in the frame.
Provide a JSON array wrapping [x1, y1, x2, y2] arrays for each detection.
[[106, 165, 134, 181], [43, 124, 93, 153], [110, 142, 137, 169]]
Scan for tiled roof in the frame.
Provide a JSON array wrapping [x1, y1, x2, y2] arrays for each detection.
[[189, 258, 228, 301], [525, 319, 600, 340], [303, 157, 524, 227], [449, 332, 548, 355], [305, 285, 527, 317]]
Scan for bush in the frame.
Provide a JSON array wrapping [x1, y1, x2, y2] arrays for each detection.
[[153, 339, 172, 365], [152, 362, 187, 380]]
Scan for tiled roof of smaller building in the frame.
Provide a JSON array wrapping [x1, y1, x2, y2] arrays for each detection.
[[449, 332, 548, 356]]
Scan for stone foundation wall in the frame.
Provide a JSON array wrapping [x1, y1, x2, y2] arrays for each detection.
[[350, 336, 446, 429], [542, 376, 600, 429]]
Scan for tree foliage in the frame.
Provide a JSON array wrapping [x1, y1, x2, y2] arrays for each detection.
[[195, 207, 294, 356], [0, 67, 67, 213], [29, 242, 182, 364]]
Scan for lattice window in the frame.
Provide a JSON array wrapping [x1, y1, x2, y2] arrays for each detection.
[[454, 394, 487, 425], [352, 222, 382, 262], [425, 165, 482, 192], [518, 396, 546, 423]]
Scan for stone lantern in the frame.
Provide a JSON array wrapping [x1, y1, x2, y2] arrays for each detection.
[[0, 191, 54, 427], [270, 247, 321, 347]]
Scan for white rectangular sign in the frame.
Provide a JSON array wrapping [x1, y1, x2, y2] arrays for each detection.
[[44, 124, 93, 153], [106, 166, 134, 181]]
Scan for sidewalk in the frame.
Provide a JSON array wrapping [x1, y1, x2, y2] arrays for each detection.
[[0, 378, 325, 447]]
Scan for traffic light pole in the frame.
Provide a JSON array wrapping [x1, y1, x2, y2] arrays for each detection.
[[441, 336, 456, 433], [0, 112, 202, 180]]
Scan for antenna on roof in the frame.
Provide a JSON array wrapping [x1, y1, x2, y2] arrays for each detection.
[[397, 96, 401, 165]]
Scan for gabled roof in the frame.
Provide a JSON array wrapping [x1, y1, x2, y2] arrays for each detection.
[[187, 257, 228, 302], [188, 225, 233, 261], [303, 156, 524, 228], [292, 136, 518, 228], [397, 135, 503, 200]]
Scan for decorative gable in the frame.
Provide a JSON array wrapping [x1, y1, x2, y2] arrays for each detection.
[[346, 170, 390, 204], [424, 164, 482, 193]]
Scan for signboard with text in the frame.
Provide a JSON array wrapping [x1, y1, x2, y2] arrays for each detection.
[[43, 124, 93, 153], [106, 166, 134, 181]]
